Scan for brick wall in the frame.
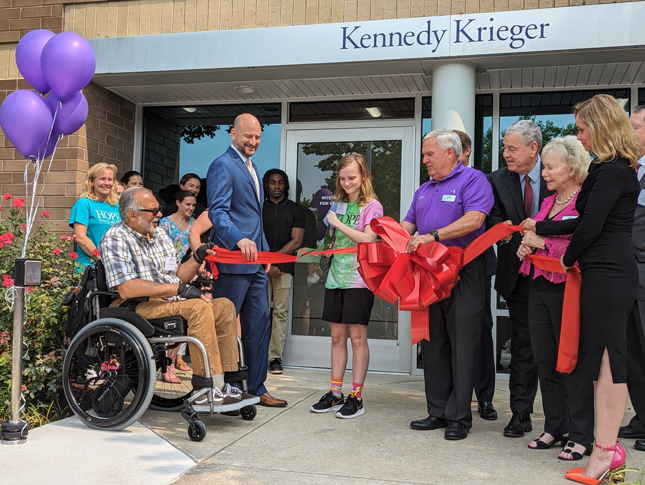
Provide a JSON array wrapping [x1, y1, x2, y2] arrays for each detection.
[[143, 111, 180, 196], [0, 80, 135, 232], [0, 0, 63, 45]]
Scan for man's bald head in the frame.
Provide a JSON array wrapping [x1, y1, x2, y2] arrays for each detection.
[[231, 113, 262, 158]]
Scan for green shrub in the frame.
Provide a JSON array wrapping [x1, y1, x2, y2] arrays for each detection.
[[0, 194, 79, 428]]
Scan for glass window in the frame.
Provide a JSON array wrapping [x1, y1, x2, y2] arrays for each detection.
[[289, 98, 415, 123], [291, 140, 402, 340], [142, 104, 282, 202], [639, 88, 645, 106], [498, 89, 630, 169], [474, 94, 493, 174]]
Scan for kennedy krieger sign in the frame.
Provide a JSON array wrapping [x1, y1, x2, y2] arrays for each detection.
[[91, 2, 644, 75]]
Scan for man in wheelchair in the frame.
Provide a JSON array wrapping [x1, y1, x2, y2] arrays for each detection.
[[99, 187, 257, 414]]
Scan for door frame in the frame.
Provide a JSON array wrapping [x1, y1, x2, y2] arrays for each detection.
[[281, 123, 418, 374]]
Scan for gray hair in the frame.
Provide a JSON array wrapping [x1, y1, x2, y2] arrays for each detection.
[[119, 187, 147, 220], [633, 105, 645, 116], [541, 136, 591, 184], [423, 129, 462, 157], [505, 119, 543, 152]]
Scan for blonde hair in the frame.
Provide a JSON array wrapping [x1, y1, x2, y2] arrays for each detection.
[[573, 94, 641, 168], [334, 153, 377, 206], [79, 163, 119, 206], [541, 136, 591, 185]]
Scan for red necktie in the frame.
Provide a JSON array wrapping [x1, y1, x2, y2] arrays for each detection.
[[524, 175, 533, 218]]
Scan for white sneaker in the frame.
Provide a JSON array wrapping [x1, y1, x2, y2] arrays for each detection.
[[223, 384, 260, 406], [193, 387, 245, 414]]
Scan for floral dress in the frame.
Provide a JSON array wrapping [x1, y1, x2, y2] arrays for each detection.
[[159, 216, 194, 260]]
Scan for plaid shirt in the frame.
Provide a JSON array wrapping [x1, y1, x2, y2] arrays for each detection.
[[100, 222, 181, 290]]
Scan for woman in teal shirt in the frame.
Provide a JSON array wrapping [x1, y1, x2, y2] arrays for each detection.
[[69, 162, 121, 268]]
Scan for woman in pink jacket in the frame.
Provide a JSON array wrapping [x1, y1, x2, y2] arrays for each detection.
[[519, 136, 594, 461]]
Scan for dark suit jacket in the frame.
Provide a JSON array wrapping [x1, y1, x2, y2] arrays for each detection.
[[206, 146, 269, 274], [487, 164, 553, 300]]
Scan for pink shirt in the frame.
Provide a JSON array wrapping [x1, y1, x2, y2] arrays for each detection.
[[519, 192, 580, 284]]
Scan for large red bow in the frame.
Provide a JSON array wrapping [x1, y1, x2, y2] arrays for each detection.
[[355, 217, 464, 344]]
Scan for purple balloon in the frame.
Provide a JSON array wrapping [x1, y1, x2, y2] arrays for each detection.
[[33, 133, 61, 161], [0, 90, 53, 158], [41, 32, 96, 101], [313, 188, 333, 214], [15, 29, 56, 94], [46, 91, 88, 136]]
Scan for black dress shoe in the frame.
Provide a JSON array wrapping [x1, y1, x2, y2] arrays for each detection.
[[478, 401, 498, 421], [410, 415, 447, 430], [503, 411, 532, 437], [618, 424, 645, 439], [635, 439, 645, 452], [445, 421, 469, 440]]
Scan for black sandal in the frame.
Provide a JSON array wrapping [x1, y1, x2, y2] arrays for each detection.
[[528, 432, 568, 450], [558, 441, 593, 461]]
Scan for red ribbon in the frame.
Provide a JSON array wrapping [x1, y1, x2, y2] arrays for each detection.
[[205, 249, 296, 279], [205, 220, 581, 373]]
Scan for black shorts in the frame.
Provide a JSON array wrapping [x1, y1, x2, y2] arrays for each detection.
[[322, 288, 375, 325]]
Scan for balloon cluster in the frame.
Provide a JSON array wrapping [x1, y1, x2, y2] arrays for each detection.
[[0, 30, 96, 161]]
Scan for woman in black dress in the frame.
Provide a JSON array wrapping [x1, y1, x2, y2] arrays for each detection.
[[562, 95, 642, 484]]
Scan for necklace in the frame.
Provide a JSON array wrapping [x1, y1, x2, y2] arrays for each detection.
[[555, 187, 581, 205]]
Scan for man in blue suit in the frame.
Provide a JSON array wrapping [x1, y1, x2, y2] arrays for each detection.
[[207, 113, 288, 407]]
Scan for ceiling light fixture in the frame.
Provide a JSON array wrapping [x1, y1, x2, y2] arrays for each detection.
[[182, 107, 197, 113], [366, 107, 382, 118], [235, 85, 255, 94]]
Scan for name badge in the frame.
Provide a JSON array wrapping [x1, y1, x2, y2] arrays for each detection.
[[442, 195, 456, 202], [561, 215, 578, 221], [335, 202, 348, 215], [638, 189, 645, 207], [165, 256, 177, 272]]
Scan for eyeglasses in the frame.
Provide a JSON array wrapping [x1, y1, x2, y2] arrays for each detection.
[[140, 207, 162, 215]]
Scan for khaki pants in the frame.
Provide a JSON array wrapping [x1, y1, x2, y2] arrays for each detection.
[[268, 272, 292, 362], [112, 297, 238, 377]]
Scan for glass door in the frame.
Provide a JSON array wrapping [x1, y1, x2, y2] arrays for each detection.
[[282, 126, 417, 373]]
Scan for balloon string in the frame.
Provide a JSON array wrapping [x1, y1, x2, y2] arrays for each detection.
[[21, 103, 60, 257]]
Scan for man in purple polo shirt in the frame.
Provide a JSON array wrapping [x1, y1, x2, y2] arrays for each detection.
[[402, 129, 494, 441]]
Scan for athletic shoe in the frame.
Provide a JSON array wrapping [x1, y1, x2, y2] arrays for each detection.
[[193, 387, 245, 413], [336, 394, 365, 419], [269, 359, 283, 374], [223, 383, 260, 405], [310, 391, 345, 413]]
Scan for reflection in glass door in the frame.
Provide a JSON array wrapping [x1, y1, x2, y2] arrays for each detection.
[[283, 127, 416, 373]]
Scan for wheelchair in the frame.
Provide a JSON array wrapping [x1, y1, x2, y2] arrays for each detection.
[[62, 262, 257, 442]]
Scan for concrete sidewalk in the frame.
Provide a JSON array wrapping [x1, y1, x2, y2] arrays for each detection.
[[4, 368, 644, 484]]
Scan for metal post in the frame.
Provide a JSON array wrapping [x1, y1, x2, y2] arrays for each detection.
[[1, 285, 28, 445]]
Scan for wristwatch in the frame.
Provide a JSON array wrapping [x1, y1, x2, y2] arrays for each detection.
[[430, 230, 440, 242]]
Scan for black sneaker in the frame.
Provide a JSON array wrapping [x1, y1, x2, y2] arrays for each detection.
[[336, 394, 365, 419], [310, 391, 345, 413], [269, 359, 283, 374]]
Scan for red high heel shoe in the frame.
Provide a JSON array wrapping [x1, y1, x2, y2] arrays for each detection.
[[565, 442, 626, 484]]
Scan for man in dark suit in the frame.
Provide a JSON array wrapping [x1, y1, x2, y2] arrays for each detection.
[[618, 105, 645, 451], [487, 119, 552, 437], [207, 113, 287, 407]]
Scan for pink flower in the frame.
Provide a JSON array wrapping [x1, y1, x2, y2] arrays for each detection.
[[22, 224, 27, 229], [59, 235, 69, 241], [92, 249, 100, 257], [3, 193, 13, 200], [26, 286, 33, 293], [0, 330, 9, 345], [72, 234, 77, 239], [41, 211, 50, 217], [2, 274, 14, 287], [52, 248, 61, 255], [44, 351, 56, 361], [21, 385, 27, 392], [0, 233, 14, 245], [68, 252, 78, 259], [12, 198, 25, 208]]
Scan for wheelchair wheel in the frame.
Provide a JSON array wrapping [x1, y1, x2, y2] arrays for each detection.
[[149, 349, 193, 412], [240, 405, 257, 421], [187, 419, 207, 442], [62, 318, 156, 431]]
